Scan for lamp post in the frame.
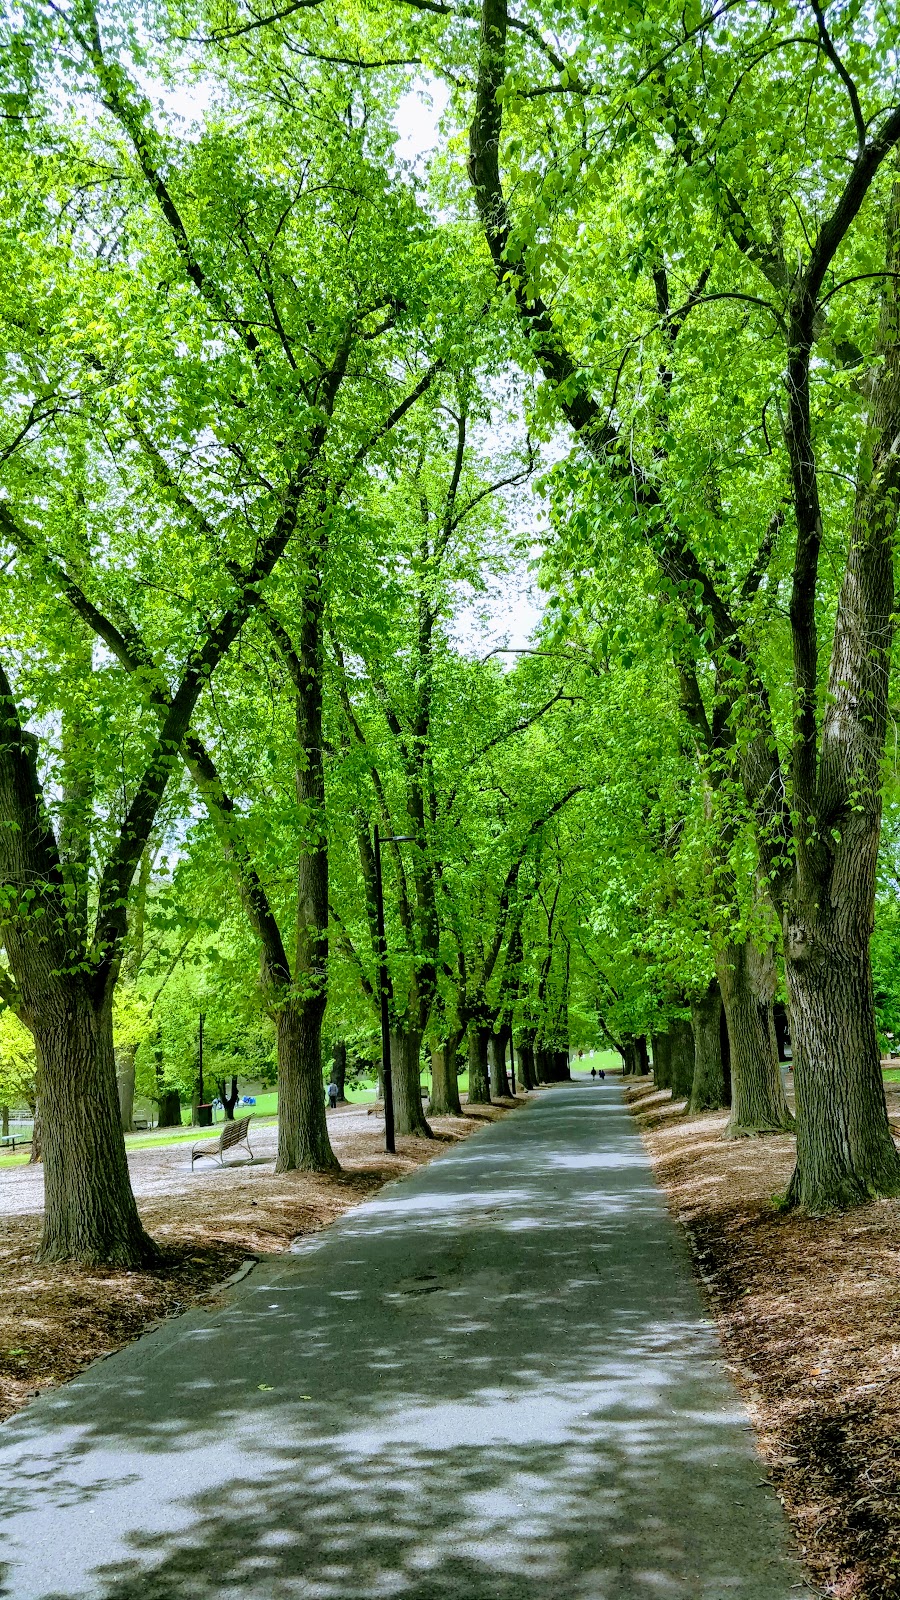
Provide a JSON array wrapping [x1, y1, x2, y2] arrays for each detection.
[[373, 826, 414, 1155]]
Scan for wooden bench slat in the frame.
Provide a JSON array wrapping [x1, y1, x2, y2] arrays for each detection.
[[191, 1115, 254, 1169]]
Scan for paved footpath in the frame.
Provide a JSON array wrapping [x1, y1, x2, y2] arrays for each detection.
[[0, 1082, 811, 1600]]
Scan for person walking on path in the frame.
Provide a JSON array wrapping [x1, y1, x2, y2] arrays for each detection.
[[326, 1080, 339, 1110]]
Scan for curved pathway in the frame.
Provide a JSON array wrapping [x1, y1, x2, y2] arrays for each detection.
[[0, 1081, 810, 1599]]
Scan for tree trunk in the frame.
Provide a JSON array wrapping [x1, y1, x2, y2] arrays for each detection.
[[689, 981, 728, 1113], [29, 1104, 42, 1163], [331, 1042, 347, 1102], [157, 1089, 181, 1128], [429, 1035, 462, 1116], [518, 1038, 536, 1090], [34, 993, 157, 1265], [508, 1036, 517, 1094], [217, 1076, 239, 1120], [767, 185, 900, 1211], [0, 1104, 7, 1138], [635, 1035, 649, 1075], [651, 1031, 672, 1090], [717, 939, 793, 1137], [467, 1021, 492, 1103], [275, 998, 337, 1172], [785, 906, 900, 1210], [115, 1044, 137, 1134], [719, 1004, 732, 1107], [489, 1031, 511, 1098], [391, 1026, 432, 1137], [620, 1037, 639, 1076], [669, 1017, 695, 1099]]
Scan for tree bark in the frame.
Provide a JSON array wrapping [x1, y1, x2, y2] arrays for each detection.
[[651, 1031, 672, 1090], [776, 187, 900, 1209], [391, 1026, 432, 1137], [275, 999, 337, 1172], [0, 1104, 8, 1138], [489, 1031, 512, 1098], [635, 1035, 649, 1075], [115, 1044, 137, 1134], [429, 1034, 463, 1115], [34, 994, 157, 1265], [689, 981, 728, 1113], [785, 909, 900, 1210], [217, 1076, 239, 1120], [467, 1020, 492, 1103], [29, 1108, 42, 1163], [620, 1037, 639, 1076], [669, 1017, 695, 1099], [157, 1089, 181, 1128], [717, 939, 793, 1137], [331, 1042, 347, 1102], [518, 1037, 536, 1090]]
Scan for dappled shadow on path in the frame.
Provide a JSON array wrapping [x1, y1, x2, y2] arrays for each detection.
[[0, 1087, 807, 1600]]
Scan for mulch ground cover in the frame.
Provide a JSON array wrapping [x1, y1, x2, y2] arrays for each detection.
[[626, 1080, 900, 1600], [0, 1102, 518, 1425]]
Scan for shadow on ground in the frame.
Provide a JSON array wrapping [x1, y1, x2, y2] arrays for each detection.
[[0, 1086, 810, 1600]]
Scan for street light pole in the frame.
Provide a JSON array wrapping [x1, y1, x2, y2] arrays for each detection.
[[372, 827, 416, 1156]]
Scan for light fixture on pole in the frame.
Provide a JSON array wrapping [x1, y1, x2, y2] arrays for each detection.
[[372, 826, 414, 1155]]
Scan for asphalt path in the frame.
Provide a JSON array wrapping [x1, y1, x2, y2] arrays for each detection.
[[0, 1080, 810, 1599]]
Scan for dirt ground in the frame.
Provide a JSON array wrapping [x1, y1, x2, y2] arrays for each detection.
[[626, 1078, 900, 1600], [0, 1099, 520, 1426]]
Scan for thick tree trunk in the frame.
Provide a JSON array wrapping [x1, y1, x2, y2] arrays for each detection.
[[489, 1031, 512, 1098], [651, 1031, 672, 1090], [157, 1089, 181, 1128], [635, 1035, 649, 1075], [669, 1018, 695, 1099], [428, 1036, 463, 1116], [275, 999, 337, 1172], [620, 1037, 639, 1076], [518, 1038, 536, 1090], [467, 1021, 492, 1103], [35, 993, 157, 1266], [689, 981, 728, 1113], [217, 1076, 239, 1120], [115, 1043, 137, 1133], [785, 907, 900, 1211], [717, 939, 793, 1137], [391, 1027, 432, 1137], [771, 187, 900, 1212], [331, 1042, 347, 1102]]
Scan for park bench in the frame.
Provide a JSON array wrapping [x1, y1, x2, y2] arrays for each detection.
[[191, 1115, 255, 1170]]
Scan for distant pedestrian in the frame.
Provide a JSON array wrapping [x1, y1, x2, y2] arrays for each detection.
[[327, 1081, 339, 1110], [590, 1066, 597, 1080], [599, 1069, 606, 1080]]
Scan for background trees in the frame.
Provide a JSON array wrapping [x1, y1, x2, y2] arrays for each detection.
[[3, 0, 900, 1264]]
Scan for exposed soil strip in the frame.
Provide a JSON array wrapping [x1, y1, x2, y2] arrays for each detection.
[[627, 1081, 900, 1600]]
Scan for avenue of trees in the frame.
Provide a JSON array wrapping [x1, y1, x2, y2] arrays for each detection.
[[2, 0, 900, 1262]]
